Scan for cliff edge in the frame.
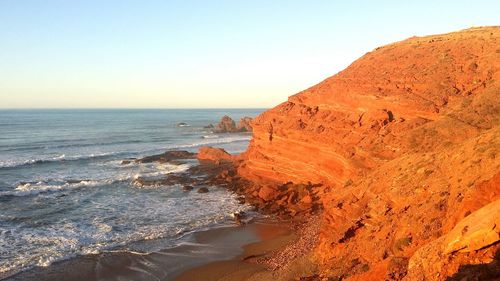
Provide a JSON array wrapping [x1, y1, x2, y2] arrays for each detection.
[[238, 27, 500, 280]]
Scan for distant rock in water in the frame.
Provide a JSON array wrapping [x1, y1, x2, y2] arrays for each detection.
[[215, 115, 237, 133], [210, 115, 253, 133], [135, 150, 196, 164], [177, 122, 189, 127], [237, 117, 253, 132], [197, 187, 209, 193], [121, 158, 136, 165]]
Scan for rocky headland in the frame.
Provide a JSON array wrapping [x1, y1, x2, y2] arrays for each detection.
[[191, 27, 500, 280], [111, 27, 500, 281]]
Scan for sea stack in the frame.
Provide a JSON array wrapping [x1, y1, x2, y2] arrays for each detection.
[[212, 115, 254, 133]]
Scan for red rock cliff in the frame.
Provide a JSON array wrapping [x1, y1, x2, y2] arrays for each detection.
[[239, 27, 500, 280]]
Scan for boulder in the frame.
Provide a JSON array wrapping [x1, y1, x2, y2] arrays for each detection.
[[197, 146, 233, 162], [442, 199, 500, 254], [258, 185, 278, 201], [406, 200, 500, 280], [300, 195, 313, 205]]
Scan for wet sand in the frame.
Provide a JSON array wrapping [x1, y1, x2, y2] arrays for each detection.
[[172, 228, 297, 281], [3, 218, 295, 281], [173, 217, 321, 281]]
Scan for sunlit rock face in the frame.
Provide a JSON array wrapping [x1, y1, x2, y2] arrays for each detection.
[[238, 27, 500, 279]]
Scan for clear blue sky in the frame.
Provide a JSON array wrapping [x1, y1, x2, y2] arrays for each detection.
[[0, 0, 498, 108]]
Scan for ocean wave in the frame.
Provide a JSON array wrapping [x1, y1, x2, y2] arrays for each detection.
[[176, 135, 251, 148], [134, 163, 190, 177], [0, 139, 149, 153], [0, 152, 125, 169], [0, 134, 251, 170], [202, 134, 219, 139], [0, 189, 253, 276], [0, 162, 191, 197], [0, 180, 102, 197]]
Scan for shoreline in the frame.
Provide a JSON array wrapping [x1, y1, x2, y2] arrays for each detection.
[[173, 216, 320, 281], [2, 143, 321, 281], [3, 217, 296, 281]]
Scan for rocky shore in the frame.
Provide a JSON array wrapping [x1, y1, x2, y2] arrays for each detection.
[[22, 27, 496, 281], [123, 147, 321, 220]]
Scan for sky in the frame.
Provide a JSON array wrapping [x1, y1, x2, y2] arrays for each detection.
[[0, 1, 498, 109]]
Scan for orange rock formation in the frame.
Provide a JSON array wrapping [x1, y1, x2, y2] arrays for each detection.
[[197, 146, 234, 163], [237, 27, 500, 280]]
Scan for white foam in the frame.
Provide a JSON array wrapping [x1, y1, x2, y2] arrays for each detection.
[[176, 135, 251, 148], [0, 180, 100, 197], [202, 134, 219, 139], [0, 189, 252, 275], [0, 152, 121, 169], [133, 163, 190, 179]]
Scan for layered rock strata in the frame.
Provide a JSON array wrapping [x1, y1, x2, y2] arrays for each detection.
[[231, 27, 500, 280]]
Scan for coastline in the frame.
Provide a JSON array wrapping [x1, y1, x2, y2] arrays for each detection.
[[173, 216, 320, 281], [0, 120, 323, 281], [3, 217, 296, 281]]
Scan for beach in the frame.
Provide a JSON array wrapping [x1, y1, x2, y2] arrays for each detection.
[[5, 218, 300, 281]]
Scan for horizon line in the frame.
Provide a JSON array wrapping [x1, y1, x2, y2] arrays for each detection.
[[0, 107, 269, 110]]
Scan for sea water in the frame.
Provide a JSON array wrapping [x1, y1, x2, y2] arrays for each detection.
[[0, 109, 263, 278]]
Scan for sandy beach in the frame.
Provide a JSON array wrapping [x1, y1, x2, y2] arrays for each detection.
[[172, 223, 295, 281], [4, 218, 296, 281]]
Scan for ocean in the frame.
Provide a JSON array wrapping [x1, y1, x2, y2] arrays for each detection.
[[0, 109, 264, 278]]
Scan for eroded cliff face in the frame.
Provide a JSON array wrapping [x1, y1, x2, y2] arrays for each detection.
[[238, 27, 500, 280]]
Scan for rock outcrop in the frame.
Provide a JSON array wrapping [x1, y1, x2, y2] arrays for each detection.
[[211, 115, 253, 133], [134, 150, 196, 164], [405, 199, 500, 280], [197, 146, 234, 162], [234, 27, 500, 280], [237, 117, 253, 132]]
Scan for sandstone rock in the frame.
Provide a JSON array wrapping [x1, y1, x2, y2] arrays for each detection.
[[215, 115, 237, 133], [300, 195, 313, 205], [258, 185, 278, 201], [239, 27, 500, 187], [197, 146, 233, 162], [213, 115, 253, 133], [406, 200, 500, 280], [237, 117, 253, 132], [182, 185, 194, 191], [234, 26, 500, 280], [442, 199, 500, 254]]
